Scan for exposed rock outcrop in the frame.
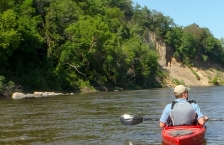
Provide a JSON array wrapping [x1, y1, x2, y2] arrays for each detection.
[[12, 92, 25, 99], [12, 92, 69, 100], [149, 33, 224, 87], [149, 33, 173, 67]]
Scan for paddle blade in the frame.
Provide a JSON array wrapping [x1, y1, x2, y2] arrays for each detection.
[[120, 114, 144, 126]]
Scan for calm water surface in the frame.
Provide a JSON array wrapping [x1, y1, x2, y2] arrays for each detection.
[[0, 86, 224, 145]]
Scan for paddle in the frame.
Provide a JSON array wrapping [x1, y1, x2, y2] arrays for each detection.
[[120, 114, 224, 126], [208, 118, 224, 121], [120, 114, 159, 126]]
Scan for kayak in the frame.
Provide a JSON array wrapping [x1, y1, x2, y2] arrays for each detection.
[[119, 114, 206, 145], [162, 125, 206, 145]]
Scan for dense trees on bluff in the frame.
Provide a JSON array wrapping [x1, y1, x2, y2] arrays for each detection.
[[0, 0, 223, 96]]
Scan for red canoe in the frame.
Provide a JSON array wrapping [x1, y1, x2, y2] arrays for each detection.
[[162, 125, 206, 145]]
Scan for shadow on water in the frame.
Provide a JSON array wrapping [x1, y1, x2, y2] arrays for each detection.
[[0, 86, 224, 144]]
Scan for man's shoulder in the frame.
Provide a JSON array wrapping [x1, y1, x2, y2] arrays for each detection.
[[190, 102, 199, 106], [165, 103, 172, 109], [187, 100, 197, 104]]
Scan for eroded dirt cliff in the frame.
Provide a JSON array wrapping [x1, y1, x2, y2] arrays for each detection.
[[159, 58, 224, 87], [150, 33, 224, 87]]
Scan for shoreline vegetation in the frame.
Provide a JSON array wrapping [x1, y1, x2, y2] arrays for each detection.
[[1, 1, 224, 99]]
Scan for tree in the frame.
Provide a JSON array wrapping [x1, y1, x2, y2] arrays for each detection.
[[45, 0, 82, 57], [58, 15, 119, 86], [0, 9, 21, 73], [184, 23, 204, 41], [179, 33, 198, 64], [149, 10, 174, 38], [165, 26, 183, 51], [120, 36, 159, 87]]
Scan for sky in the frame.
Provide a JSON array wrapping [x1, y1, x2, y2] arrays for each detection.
[[132, 0, 224, 39]]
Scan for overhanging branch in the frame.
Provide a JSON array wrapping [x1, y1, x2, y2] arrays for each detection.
[[65, 63, 87, 79]]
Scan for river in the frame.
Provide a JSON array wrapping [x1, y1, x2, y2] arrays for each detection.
[[0, 86, 224, 145]]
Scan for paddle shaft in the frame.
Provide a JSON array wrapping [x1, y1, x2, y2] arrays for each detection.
[[208, 118, 224, 121], [144, 118, 159, 121], [120, 114, 224, 126], [142, 118, 223, 121]]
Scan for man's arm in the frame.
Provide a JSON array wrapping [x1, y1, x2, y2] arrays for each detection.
[[160, 122, 166, 128], [198, 116, 209, 125], [159, 104, 170, 128], [193, 104, 208, 125]]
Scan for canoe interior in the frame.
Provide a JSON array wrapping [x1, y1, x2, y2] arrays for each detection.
[[162, 125, 206, 145]]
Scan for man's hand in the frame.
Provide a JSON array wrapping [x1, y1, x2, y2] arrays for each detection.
[[198, 116, 209, 125], [204, 116, 209, 121]]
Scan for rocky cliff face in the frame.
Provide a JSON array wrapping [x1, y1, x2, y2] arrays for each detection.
[[149, 33, 173, 67], [149, 33, 224, 87]]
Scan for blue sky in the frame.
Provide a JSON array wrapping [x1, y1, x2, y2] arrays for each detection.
[[132, 0, 224, 39]]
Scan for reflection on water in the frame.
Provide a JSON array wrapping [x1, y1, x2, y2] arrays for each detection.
[[0, 86, 224, 144]]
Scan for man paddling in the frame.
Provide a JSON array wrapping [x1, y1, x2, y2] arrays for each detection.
[[159, 85, 208, 128]]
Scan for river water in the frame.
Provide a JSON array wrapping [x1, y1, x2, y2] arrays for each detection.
[[0, 86, 224, 145]]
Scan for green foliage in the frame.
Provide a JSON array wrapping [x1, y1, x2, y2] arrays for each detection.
[[202, 55, 208, 62], [0, 76, 5, 91], [45, 0, 81, 57], [179, 33, 197, 58], [173, 51, 180, 58], [120, 36, 160, 87], [0, 76, 22, 97], [209, 76, 219, 85], [189, 67, 200, 80], [165, 26, 183, 50], [1, 0, 224, 93], [57, 15, 125, 89], [183, 57, 191, 65], [183, 23, 204, 41], [220, 38, 224, 47], [219, 80, 224, 85], [172, 78, 185, 86], [181, 25, 224, 64], [202, 36, 217, 53], [0, 9, 21, 63], [149, 11, 174, 38]]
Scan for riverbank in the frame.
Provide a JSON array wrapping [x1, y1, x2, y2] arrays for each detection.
[[161, 58, 224, 87], [9, 57, 224, 99]]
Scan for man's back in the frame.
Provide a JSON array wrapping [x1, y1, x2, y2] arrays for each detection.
[[170, 102, 196, 125]]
